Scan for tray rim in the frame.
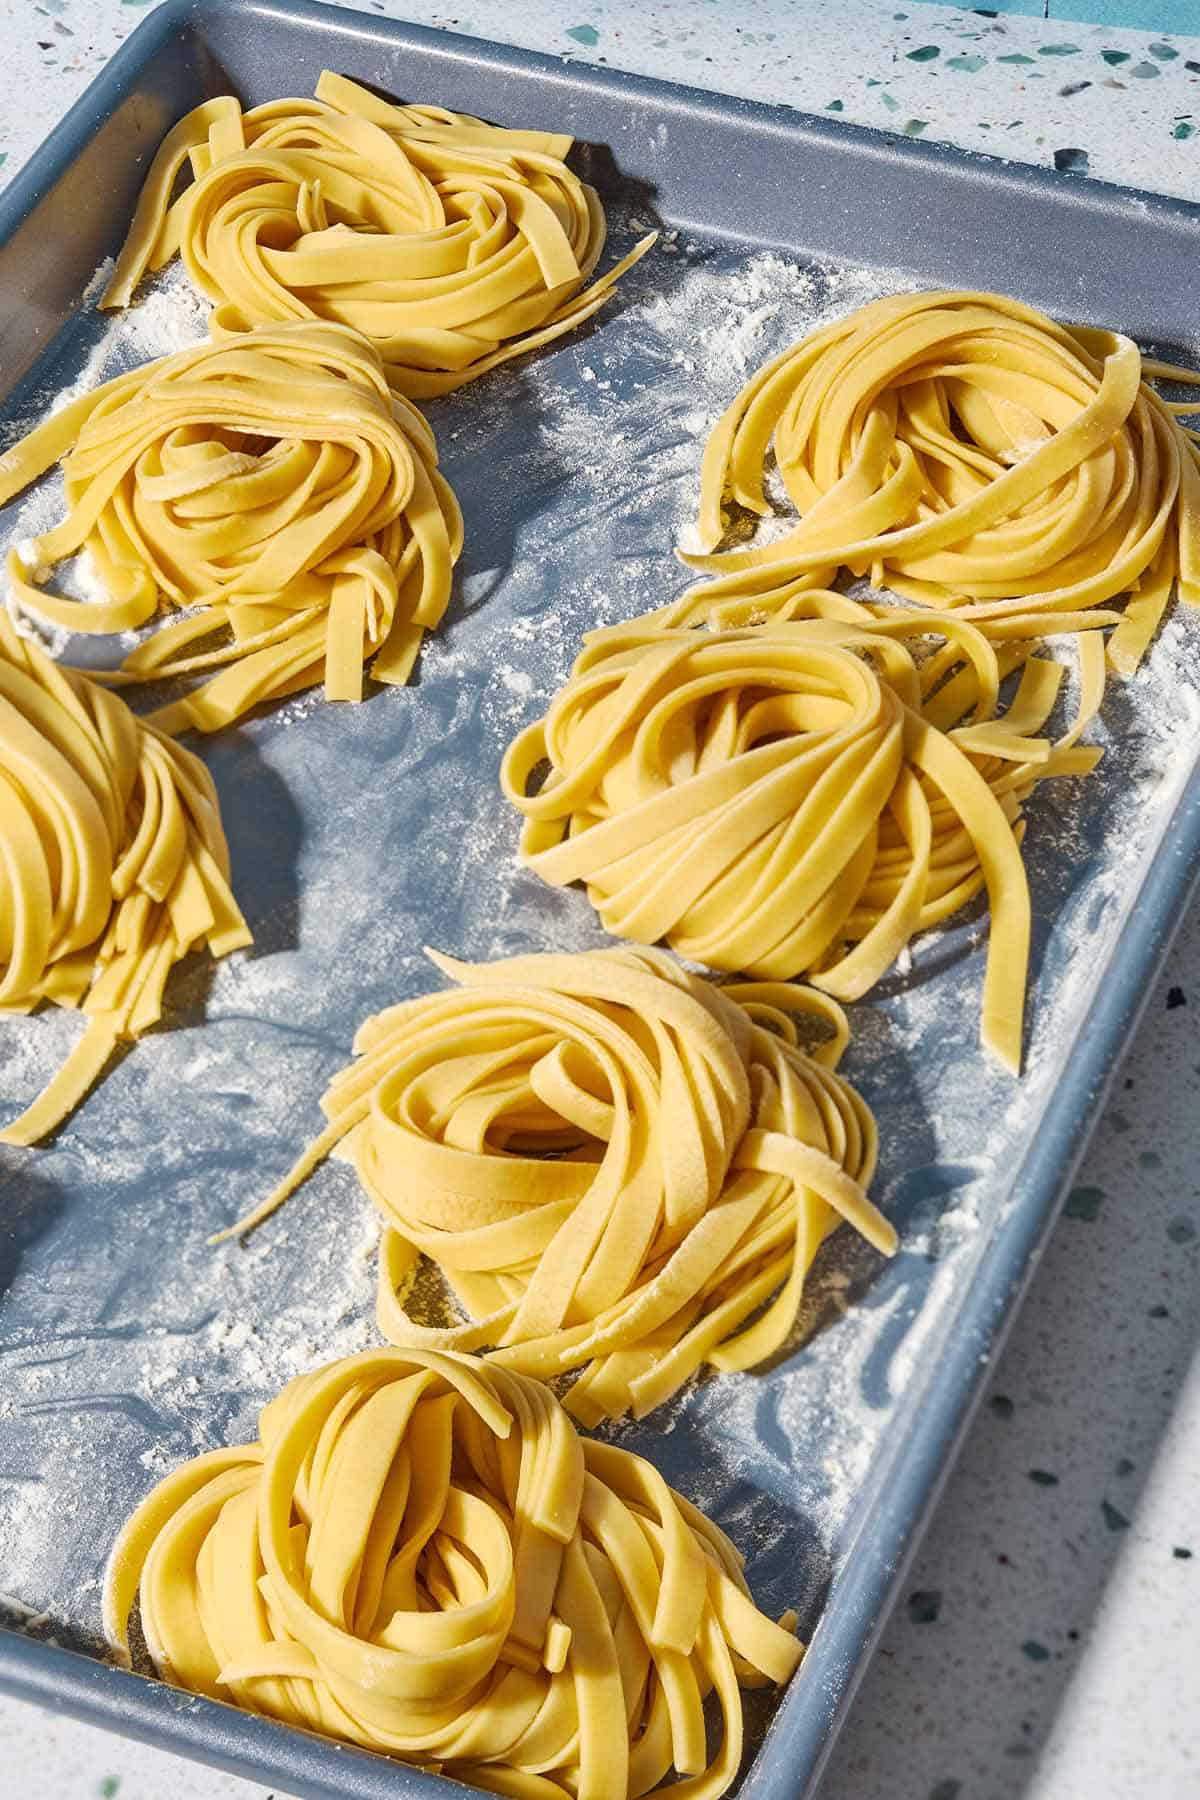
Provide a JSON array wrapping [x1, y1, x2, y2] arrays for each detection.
[[2, 3, 1200, 1797]]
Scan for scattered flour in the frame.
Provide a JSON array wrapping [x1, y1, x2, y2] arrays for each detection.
[[0, 218, 1198, 1724]]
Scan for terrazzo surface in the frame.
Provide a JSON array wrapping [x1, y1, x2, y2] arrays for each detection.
[[0, 2, 1197, 1798]]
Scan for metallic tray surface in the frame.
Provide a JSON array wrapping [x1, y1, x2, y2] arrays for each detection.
[[2, 4, 1200, 1797]]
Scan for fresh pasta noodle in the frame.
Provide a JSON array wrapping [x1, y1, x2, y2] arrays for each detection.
[[211, 944, 894, 1425], [100, 73, 656, 399], [680, 289, 1200, 673], [105, 1345, 803, 1800], [0, 610, 249, 1146], [502, 610, 1105, 1072], [0, 322, 462, 733]]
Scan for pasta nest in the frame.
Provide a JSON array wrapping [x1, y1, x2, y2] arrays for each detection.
[[104, 1346, 803, 1800], [0, 610, 250, 1146], [680, 289, 1200, 673], [0, 322, 462, 733], [213, 945, 895, 1425], [100, 72, 656, 398], [502, 606, 1104, 1072]]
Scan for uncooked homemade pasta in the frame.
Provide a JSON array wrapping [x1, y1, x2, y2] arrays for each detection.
[[105, 1345, 803, 1800], [100, 73, 656, 398], [0, 322, 462, 732], [211, 944, 894, 1424], [0, 610, 249, 1145], [680, 289, 1200, 673], [502, 609, 1104, 1072]]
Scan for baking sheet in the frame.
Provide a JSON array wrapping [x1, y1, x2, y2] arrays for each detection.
[[2, 4, 1200, 1797]]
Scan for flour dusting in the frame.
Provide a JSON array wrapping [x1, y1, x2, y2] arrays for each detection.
[[0, 219, 1197, 1734]]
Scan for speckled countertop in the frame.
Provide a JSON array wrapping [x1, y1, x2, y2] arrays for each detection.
[[1, 3, 1198, 1798]]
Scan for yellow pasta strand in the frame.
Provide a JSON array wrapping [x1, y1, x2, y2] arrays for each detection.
[[501, 610, 1102, 1072], [0, 323, 462, 733], [104, 1345, 802, 1800], [209, 944, 892, 1424], [99, 73, 656, 399], [0, 611, 250, 1145], [679, 289, 1200, 670]]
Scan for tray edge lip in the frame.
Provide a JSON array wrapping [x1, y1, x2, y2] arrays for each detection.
[[4, 0, 1200, 261]]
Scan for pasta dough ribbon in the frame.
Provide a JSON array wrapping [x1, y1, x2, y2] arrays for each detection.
[[100, 73, 655, 398], [104, 1346, 803, 1800], [0, 611, 250, 1145], [0, 323, 462, 731], [501, 612, 1102, 1072], [211, 944, 892, 1424], [681, 289, 1200, 668]]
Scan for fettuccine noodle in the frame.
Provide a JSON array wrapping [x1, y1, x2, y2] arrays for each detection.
[[105, 1345, 803, 1800], [0, 322, 462, 732], [100, 73, 656, 398], [502, 609, 1104, 1071], [680, 289, 1200, 673], [210, 944, 894, 1425], [0, 610, 249, 1146]]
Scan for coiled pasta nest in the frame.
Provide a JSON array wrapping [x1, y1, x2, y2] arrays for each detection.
[[0, 322, 462, 732], [101, 72, 655, 398], [212, 944, 894, 1424], [0, 611, 249, 1144], [503, 605, 1104, 1071], [680, 289, 1200, 672], [105, 1345, 803, 1800]]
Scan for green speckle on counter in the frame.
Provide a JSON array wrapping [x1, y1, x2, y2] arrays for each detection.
[[1053, 146, 1089, 172], [947, 55, 986, 72], [1102, 49, 1131, 66], [904, 118, 929, 136], [1064, 1185, 1104, 1221], [998, 53, 1035, 65], [1174, 122, 1196, 141], [1102, 1500, 1131, 1533], [1020, 1639, 1051, 1663], [881, 92, 901, 111], [908, 1588, 942, 1623], [1039, 44, 1080, 57], [906, 45, 939, 62], [1173, 1547, 1193, 1560], [1130, 62, 1161, 80], [1028, 1468, 1059, 1487], [98, 1782, 121, 1800], [565, 24, 599, 47], [1149, 43, 1178, 61], [826, 99, 844, 111]]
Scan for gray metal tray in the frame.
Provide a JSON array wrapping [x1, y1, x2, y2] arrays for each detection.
[[2, 3, 1200, 1796]]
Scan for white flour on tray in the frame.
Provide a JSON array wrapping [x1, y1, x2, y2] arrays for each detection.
[[0, 223, 1198, 1690]]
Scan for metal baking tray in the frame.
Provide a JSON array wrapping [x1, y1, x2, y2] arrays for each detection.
[[2, 3, 1200, 1795]]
